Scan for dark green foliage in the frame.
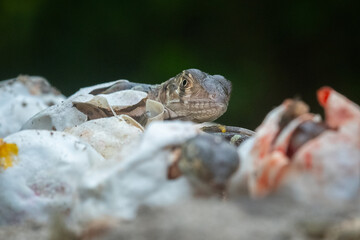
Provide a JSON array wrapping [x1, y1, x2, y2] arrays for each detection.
[[0, 0, 359, 129]]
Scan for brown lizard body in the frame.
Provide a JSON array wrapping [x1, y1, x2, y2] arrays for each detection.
[[90, 69, 232, 122]]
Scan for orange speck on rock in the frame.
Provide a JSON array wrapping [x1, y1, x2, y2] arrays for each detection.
[[255, 161, 273, 196], [304, 152, 313, 169], [257, 135, 270, 159], [0, 138, 19, 170], [256, 170, 270, 196], [317, 87, 332, 107]]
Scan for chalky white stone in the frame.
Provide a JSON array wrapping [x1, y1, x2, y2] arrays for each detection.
[[0, 76, 65, 137], [0, 121, 202, 225], [0, 130, 104, 224], [65, 115, 143, 160], [71, 121, 198, 223]]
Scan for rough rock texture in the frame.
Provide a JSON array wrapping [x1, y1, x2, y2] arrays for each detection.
[[0, 75, 65, 137], [1, 196, 359, 240]]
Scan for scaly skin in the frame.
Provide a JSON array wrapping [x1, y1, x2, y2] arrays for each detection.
[[90, 69, 232, 122]]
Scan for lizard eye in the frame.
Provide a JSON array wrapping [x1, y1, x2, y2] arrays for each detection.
[[182, 79, 188, 87]]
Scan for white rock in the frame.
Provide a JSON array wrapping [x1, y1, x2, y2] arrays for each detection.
[[2, 119, 204, 225], [65, 116, 143, 160], [22, 94, 92, 131], [0, 130, 104, 225], [0, 76, 65, 137], [71, 121, 200, 223]]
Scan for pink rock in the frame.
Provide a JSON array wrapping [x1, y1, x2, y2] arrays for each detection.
[[239, 87, 360, 203]]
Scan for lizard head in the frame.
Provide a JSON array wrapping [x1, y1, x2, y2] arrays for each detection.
[[161, 69, 232, 122]]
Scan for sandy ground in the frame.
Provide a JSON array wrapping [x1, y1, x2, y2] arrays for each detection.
[[1, 194, 359, 240]]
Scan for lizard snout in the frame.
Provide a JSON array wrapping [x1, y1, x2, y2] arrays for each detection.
[[217, 75, 232, 97], [204, 75, 231, 105]]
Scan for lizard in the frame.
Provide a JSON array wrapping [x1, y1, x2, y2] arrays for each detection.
[[89, 69, 232, 123]]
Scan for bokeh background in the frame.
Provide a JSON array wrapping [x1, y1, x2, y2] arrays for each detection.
[[1, 0, 359, 129]]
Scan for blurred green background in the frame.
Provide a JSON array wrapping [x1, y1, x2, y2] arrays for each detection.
[[1, 0, 359, 129]]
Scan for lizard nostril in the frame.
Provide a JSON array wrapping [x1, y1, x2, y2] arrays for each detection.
[[221, 80, 231, 96]]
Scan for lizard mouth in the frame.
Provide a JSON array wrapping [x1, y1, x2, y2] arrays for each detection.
[[194, 104, 228, 122], [182, 101, 228, 122]]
